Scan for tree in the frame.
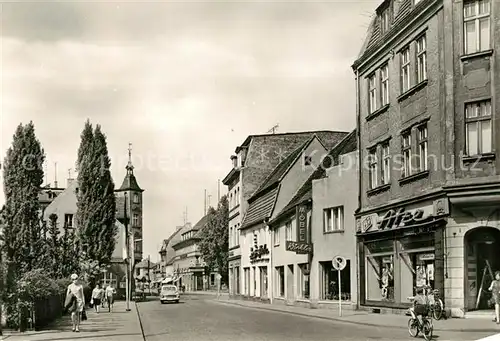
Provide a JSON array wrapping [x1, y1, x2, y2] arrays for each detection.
[[75, 122, 116, 284], [59, 221, 78, 278], [47, 214, 60, 277], [198, 195, 229, 285], [2, 122, 46, 326]]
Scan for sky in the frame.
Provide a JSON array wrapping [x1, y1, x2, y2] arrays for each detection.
[[0, 0, 379, 262]]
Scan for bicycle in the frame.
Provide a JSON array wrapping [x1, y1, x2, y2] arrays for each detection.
[[422, 285, 445, 320], [407, 296, 433, 341]]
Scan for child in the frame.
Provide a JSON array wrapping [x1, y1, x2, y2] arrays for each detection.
[[488, 271, 500, 324], [411, 287, 428, 324]]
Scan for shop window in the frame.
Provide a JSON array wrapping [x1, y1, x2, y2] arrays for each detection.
[[320, 260, 351, 301], [276, 266, 285, 297], [235, 267, 240, 295], [244, 268, 250, 296], [260, 266, 268, 298], [365, 240, 395, 302], [298, 263, 310, 299]]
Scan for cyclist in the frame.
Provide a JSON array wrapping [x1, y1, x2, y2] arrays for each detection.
[[411, 287, 428, 324]]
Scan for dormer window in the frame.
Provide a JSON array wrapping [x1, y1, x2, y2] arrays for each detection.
[[380, 7, 391, 34]]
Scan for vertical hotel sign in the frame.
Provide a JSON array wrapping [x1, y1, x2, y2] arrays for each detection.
[[296, 204, 308, 243]]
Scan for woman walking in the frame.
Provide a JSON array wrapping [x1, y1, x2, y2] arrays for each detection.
[[91, 284, 104, 313], [66, 274, 85, 332], [489, 271, 500, 324], [105, 284, 116, 313]]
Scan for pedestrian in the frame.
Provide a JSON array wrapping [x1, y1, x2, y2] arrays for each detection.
[[91, 284, 104, 314], [66, 273, 85, 333], [105, 284, 116, 313], [489, 271, 500, 324]]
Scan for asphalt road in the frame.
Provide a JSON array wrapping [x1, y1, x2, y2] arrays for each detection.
[[137, 294, 495, 341]]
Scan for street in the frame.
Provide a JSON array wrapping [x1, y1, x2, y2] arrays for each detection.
[[137, 294, 496, 341]]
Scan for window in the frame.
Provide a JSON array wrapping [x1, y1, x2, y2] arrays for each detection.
[[380, 64, 389, 106], [416, 125, 428, 172], [230, 193, 233, 208], [368, 73, 377, 113], [236, 224, 240, 246], [253, 231, 258, 247], [401, 47, 411, 93], [464, 0, 491, 55], [381, 143, 391, 185], [416, 35, 427, 83], [132, 213, 139, 227], [276, 266, 285, 297], [133, 193, 139, 204], [320, 260, 351, 301], [260, 266, 268, 298], [323, 206, 344, 233], [304, 155, 312, 166], [64, 214, 74, 228], [298, 264, 310, 299], [368, 148, 378, 189], [466, 100, 492, 155], [365, 240, 395, 302], [380, 7, 390, 34], [402, 132, 412, 178], [285, 221, 293, 242], [274, 228, 280, 246], [210, 274, 215, 286]]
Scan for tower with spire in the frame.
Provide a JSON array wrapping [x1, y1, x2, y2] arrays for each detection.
[[115, 143, 144, 265]]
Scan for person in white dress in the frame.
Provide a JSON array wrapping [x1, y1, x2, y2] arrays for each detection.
[[66, 273, 85, 332]]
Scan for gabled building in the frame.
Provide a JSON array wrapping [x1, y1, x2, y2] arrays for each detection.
[[159, 226, 184, 277], [223, 130, 349, 298], [170, 215, 219, 291], [352, 0, 500, 317]]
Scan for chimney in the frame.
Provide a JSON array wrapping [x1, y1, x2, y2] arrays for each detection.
[[230, 155, 237, 168], [176, 226, 183, 231]]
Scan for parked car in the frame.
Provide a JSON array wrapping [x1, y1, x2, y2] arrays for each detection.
[[160, 285, 180, 304]]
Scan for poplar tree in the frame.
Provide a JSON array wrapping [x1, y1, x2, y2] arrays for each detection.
[[75, 121, 116, 283], [47, 214, 60, 277], [2, 122, 45, 323]]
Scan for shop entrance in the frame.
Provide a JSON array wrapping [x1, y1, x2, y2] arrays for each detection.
[[465, 227, 500, 311]]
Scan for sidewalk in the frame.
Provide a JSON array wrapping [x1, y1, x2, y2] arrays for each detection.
[[212, 298, 500, 333], [184, 290, 229, 296], [0, 301, 143, 341]]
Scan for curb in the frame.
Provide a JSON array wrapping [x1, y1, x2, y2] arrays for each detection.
[[134, 301, 146, 341], [212, 300, 500, 333]]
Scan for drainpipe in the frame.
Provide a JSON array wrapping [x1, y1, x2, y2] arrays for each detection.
[[354, 67, 361, 309]]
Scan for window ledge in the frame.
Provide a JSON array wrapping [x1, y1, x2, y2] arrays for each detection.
[[399, 170, 429, 185], [367, 183, 391, 197], [397, 80, 428, 103], [460, 49, 494, 62], [366, 104, 390, 122], [323, 230, 345, 235], [462, 152, 496, 164]]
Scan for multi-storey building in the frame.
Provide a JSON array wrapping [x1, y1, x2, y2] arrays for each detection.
[[223, 131, 349, 299], [353, 0, 499, 317]]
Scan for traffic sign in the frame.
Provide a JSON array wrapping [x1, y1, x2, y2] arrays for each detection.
[[332, 255, 347, 271]]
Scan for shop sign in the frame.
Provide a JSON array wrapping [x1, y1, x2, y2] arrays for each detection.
[[286, 241, 313, 254], [418, 253, 435, 261], [359, 206, 436, 235], [296, 204, 308, 243]]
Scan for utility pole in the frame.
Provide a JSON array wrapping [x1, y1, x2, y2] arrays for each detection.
[[217, 179, 220, 202], [208, 194, 212, 209], [124, 192, 131, 312], [54, 162, 58, 188]]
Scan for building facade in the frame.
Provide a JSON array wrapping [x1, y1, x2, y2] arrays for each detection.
[[223, 131, 349, 299], [353, 0, 500, 316]]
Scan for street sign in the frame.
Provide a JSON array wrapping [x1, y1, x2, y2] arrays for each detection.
[[332, 255, 346, 317], [332, 255, 347, 271]]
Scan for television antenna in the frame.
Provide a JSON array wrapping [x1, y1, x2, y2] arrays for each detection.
[[267, 123, 279, 134]]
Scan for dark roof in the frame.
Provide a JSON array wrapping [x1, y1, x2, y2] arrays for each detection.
[[117, 172, 143, 192], [241, 186, 279, 228], [191, 214, 209, 232], [251, 138, 311, 199], [270, 129, 358, 224], [354, 0, 419, 68], [160, 228, 183, 252]]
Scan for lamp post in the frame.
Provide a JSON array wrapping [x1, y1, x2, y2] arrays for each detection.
[[124, 192, 131, 312]]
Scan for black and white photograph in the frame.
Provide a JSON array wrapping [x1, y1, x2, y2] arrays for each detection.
[[0, 0, 499, 340]]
